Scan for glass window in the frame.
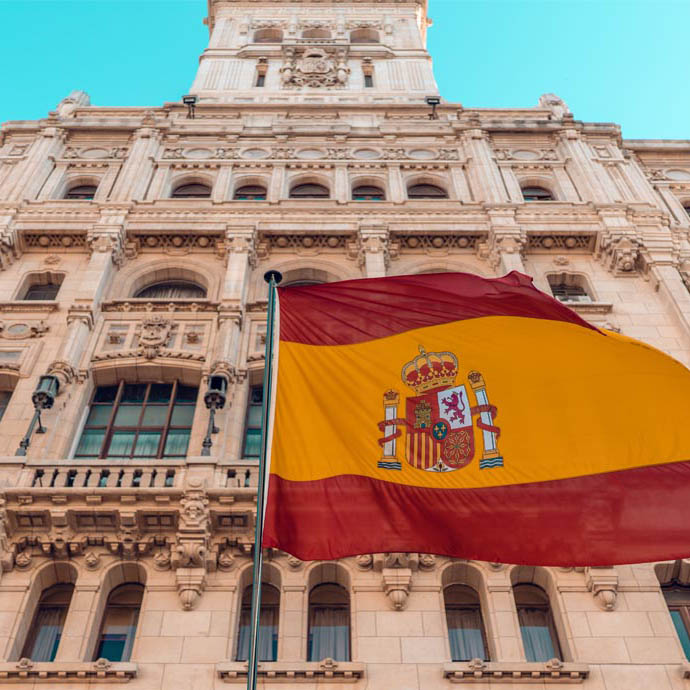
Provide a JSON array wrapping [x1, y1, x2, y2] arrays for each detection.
[[444, 585, 489, 661], [256, 74, 266, 88], [236, 584, 279, 662], [75, 381, 198, 460], [94, 584, 143, 662], [364, 74, 374, 88], [133, 281, 206, 299], [353, 185, 384, 201], [663, 583, 690, 659], [308, 583, 350, 662], [549, 282, 592, 304], [522, 186, 554, 201], [254, 29, 282, 43], [171, 183, 211, 198], [22, 283, 61, 300], [21, 584, 74, 662], [351, 29, 379, 44], [243, 385, 263, 458], [65, 185, 97, 200], [290, 184, 330, 199], [0, 390, 12, 421], [302, 28, 331, 39], [408, 184, 448, 199], [514, 584, 562, 662], [234, 185, 267, 201]]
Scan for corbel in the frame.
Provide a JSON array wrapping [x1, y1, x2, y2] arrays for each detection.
[[585, 566, 619, 611]]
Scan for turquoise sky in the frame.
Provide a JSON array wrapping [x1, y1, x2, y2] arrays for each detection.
[[0, 0, 688, 140]]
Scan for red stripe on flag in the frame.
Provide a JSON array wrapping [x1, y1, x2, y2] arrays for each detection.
[[263, 461, 690, 566], [278, 271, 598, 345]]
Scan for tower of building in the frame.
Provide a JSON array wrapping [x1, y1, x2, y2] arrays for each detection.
[[0, 0, 688, 688]]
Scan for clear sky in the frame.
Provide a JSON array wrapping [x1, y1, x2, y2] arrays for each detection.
[[0, 0, 688, 140]]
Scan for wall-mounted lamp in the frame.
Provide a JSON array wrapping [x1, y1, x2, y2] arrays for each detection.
[[182, 94, 198, 119], [16, 375, 60, 456], [425, 95, 441, 120], [201, 374, 229, 456]]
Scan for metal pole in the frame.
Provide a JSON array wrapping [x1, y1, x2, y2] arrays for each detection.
[[246, 270, 282, 690]]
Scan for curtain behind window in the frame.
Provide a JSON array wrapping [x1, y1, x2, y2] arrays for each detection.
[[236, 585, 279, 661], [518, 608, 557, 661], [446, 608, 487, 661], [25, 607, 66, 661], [308, 606, 349, 661]]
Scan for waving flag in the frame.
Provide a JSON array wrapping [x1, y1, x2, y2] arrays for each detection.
[[262, 271, 690, 566]]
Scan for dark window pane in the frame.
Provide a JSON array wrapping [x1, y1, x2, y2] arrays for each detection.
[[133, 432, 161, 458], [134, 282, 206, 300], [247, 405, 263, 427], [65, 185, 97, 200], [171, 183, 211, 198], [244, 429, 262, 457], [23, 284, 60, 300], [171, 404, 195, 426], [94, 385, 119, 403], [176, 385, 198, 403], [96, 635, 127, 662], [671, 610, 690, 659], [0, 391, 12, 422], [86, 405, 113, 426], [107, 432, 136, 457], [148, 383, 173, 403], [114, 405, 143, 426], [141, 406, 168, 427], [75, 429, 105, 457], [250, 387, 263, 405], [164, 429, 190, 457], [121, 384, 147, 403]]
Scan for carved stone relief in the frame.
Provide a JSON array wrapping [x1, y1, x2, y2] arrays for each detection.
[[281, 47, 350, 88]]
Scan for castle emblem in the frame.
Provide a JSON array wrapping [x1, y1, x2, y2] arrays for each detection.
[[377, 346, 503, 472]]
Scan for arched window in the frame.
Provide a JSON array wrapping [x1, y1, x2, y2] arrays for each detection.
[[302, 28, 331, 39], [662, 582, 690, 659], [65, 184, 97, 200], [94, 584, 143, 662], [21, 584, 74, 661], [547, 274, 593, 304], [308, 583, 350, 661], [290, 183, 330, 199], [253, 28, 282, 43], [133, 281, 206, 300], [236, 584, 280, 661], [350, 28, 379, 43], [19, 272, 64, 301], [171, 183, 212, 199], [74, 381, 198, 460], [234, 185, 267, 201], [522, 186, 554, 202], [408, 184, 448, 199], [513, 584, 562, 662], [444, 585, 489, 661], [353, 185, 385, 201]]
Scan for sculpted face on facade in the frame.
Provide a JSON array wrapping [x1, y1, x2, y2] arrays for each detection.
[[0, 0, 689, 688]]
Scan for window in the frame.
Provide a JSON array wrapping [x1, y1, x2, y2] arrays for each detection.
[[256, 73, 266, 87], [65, 184, 97, 200], [243, 385, 263, 457], [547, 274, 592, 304], [21, 584, 74, 662], [0, 390, 11, 422], [308, 583, 350, 661], [94, 584, 143, 662], [75, 382, 198, 460], [234, 185, 267, 201], [444, 585, 489, 661], [408, 184, 448, 199], [236, 584, 279, 662], [522, 186, 553, 202], [351, 28, 379, 44], [23, 283, 60, 300], [364, 74, 374, 88], [19, 272, 64, 300], [133, 281, 206, 299], [171, 183, 212, 199], [353, 185, 384, 201], [254, 28, 282, 43], [290, 183, 330, 199], [513, 584, 562, 662], [302, 28, 331, 39], [662, 583, 690, 659]]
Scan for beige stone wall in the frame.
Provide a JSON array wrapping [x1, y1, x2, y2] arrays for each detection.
[[0, 0, 689, 688]]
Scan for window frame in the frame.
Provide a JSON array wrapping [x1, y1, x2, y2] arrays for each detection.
[[93, 583, 144, 662], [662, 581, 690, 659], [74, 381, 198, 460], [170, 183, 212, 199], [307, 582, 351, 662], [243, 385, 263, 458], [521, 186, 554, 202], [234, 185, 267, 201], [352, 185, 385, 201], [65, 184, 97, 200], [21, 584, 75, 662], [235, 583, 280, 662], [443, 584, 490, 662], [407, 183, 448, 199], [132, 280, 207, 300], [513, 584, 562, 662], [289, 183, 330, 199]]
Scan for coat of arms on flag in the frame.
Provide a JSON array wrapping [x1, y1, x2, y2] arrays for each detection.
[[377, 346, 502, 472]]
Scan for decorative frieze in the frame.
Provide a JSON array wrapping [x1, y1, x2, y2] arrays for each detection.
[[391, 232, 485, 253], [528, 234, 597, 252], [257, 232, 353, 257], [0, 660, 138, 683], [443, 660, 589, 683], [217, 660, 365, 683], [21, 232, 87, 250]]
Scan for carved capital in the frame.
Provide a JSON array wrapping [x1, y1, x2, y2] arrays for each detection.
[[598, 233, 640, 275], [381, 567, 412, 611], [225, 228, 258, 268], [66, 305, 94, 329], [87, 231, 125, 267], [46, 360, 77, 387], [486, 231, 527, 270]]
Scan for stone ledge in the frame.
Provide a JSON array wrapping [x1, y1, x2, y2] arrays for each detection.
[[217, 660, 365, 683], [443, 659, 589, 683], [567, 301, 614, 315], [0, 660, 137, 683]]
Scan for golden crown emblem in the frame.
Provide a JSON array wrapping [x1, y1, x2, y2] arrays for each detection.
[[401, 345, 459, 395]]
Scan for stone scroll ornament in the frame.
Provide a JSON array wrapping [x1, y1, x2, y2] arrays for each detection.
[[377, 348, 502, 472]]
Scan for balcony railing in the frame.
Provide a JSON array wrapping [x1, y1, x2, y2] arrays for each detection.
[[24, 463, 180, 489]]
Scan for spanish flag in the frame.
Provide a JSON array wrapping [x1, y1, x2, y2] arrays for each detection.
[[263, 271, 690, 566]]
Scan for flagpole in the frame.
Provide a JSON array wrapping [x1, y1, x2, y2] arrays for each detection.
[[246, 269, 282, 690]]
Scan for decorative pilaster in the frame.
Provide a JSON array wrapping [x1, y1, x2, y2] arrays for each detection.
[[485, 209, 527, 274], [458, 123, 506, 203], [109, 123, 162, 201], [356, 224, 391, 278]]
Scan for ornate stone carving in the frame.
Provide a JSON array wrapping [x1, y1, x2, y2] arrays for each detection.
[[538, 93, 571, 119], [355, 554, 373, 570], [286, 554, 303, 569], [136, 317, 174, 360], [585, 566, 619, 611], [281, 47, 350, 88], [153, 548, 172, 571], [599, 234, 640, 274], [419, 553, 436, 570], [217, 549, 235, 572], [0, 321, 48, 339], [84, 551, 101, 570], [14, 550, 32, 570]]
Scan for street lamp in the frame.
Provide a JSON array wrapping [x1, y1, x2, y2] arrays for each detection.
[[16, 375, 60, 456], [182, 94, 198, 119], [201, 374, 229, 456], [425, 96, 441, 120]]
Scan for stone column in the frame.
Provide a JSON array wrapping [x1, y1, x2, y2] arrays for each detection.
[[334, 163, 349, 204], [449, 163, 472, 203], [388, 164, 405, 204], [109, 122, 162, 201], [459, 125, 506, 203], [3, 126, 67, 201], [268, 164, 286, 203], [213, 165, 233, 203], [358, 224, 390, 278], [649, 261, 690, 345]]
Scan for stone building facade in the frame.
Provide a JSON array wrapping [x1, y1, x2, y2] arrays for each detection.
[[0, 0, 689, 688]]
